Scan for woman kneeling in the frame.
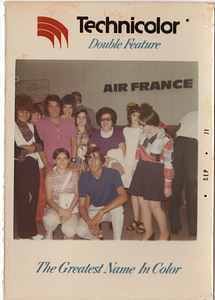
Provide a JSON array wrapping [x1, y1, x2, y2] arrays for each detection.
[[43, 148, 79, 239]]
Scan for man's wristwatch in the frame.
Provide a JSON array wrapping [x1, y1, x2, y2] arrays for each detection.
[[70, 157, 76, 163]]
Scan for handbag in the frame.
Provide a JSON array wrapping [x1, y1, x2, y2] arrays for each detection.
[[59, 171, 79, 214]]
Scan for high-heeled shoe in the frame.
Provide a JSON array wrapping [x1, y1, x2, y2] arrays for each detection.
[[147, 232, 155, 241]]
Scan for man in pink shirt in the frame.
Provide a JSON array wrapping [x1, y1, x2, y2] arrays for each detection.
[[36, 95, 77, 174]]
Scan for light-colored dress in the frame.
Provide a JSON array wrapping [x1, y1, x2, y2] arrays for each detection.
[[43, 168, 79, 239], [123, 126, 141, 188], [48, 168, 76, 205]]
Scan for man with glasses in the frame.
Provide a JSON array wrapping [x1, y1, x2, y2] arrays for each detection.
[[76, 147, 127, 240]]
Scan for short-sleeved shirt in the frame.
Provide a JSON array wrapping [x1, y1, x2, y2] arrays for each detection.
[[36, 117, 76, 164], [90, 129, 125, 156], [176, 110, 198, 140], [78, 167, 123, 207]]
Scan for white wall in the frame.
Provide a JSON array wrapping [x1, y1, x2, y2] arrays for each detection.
[[16, 60, 198, 125]]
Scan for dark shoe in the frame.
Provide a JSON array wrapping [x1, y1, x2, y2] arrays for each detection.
[[167, 234, 171, 241], [170, 226, 181, 235], [137, 222, 145, 234], [127, 220, 140, 231], [170, 227, 178, 235], [147, 232, 155, 241]]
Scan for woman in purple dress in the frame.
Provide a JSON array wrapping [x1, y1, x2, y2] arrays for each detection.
[[90, 107, 126, 166]]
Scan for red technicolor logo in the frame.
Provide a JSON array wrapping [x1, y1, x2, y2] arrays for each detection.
[[37, 16, 69, 48]]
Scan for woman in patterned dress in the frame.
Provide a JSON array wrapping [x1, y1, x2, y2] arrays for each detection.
[[75, 109, 93, 175], [43, 148, 79, 239]]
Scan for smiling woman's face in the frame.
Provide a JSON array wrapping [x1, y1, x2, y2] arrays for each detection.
[[100, 113, 112, 132], [54, 152, 69, 169], [17, 109, 31, 123], [76, 112, 87, 127], [63, 104, 73, 117]]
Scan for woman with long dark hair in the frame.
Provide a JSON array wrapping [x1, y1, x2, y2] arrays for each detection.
[[75, 109, 93, 174]]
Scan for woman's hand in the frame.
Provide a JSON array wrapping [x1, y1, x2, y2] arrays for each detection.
[[19, 144, 36, 154], [59, 208, 72, 224], [164, 188, 172, 198]]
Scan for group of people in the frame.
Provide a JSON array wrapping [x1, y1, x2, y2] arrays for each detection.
[[14, 91, 198, 241]]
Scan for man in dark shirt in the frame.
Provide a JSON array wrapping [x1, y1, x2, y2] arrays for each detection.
[[77, 147, 127, 240]]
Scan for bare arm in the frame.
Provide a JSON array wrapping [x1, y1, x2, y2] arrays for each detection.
[[19, 144, 36, 154], [39, 150, 54, 174], [91, 186, 127, 226], [79, 197, 101, 237], [100, 186, 127, 214], [68, 136, 78, 170], [118, 142, 126, 157], [60, 172, 79, 224], [79, 197, 91, 223], [68, 172, 79, 211]]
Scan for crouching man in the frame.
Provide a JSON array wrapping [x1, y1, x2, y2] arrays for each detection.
[[77, 147, 127, 240]]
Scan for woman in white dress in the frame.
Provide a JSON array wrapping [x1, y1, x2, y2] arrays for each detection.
[[123, 106, 145, 234]]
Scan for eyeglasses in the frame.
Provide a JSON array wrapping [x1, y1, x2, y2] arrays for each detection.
[[88, 156, 100, 161], [138, 122, 146, 127], [100, 117, 112, 122]]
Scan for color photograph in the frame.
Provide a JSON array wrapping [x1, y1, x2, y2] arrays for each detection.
[[4, 2, 213, 300], [14, 59, 198, 242]]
